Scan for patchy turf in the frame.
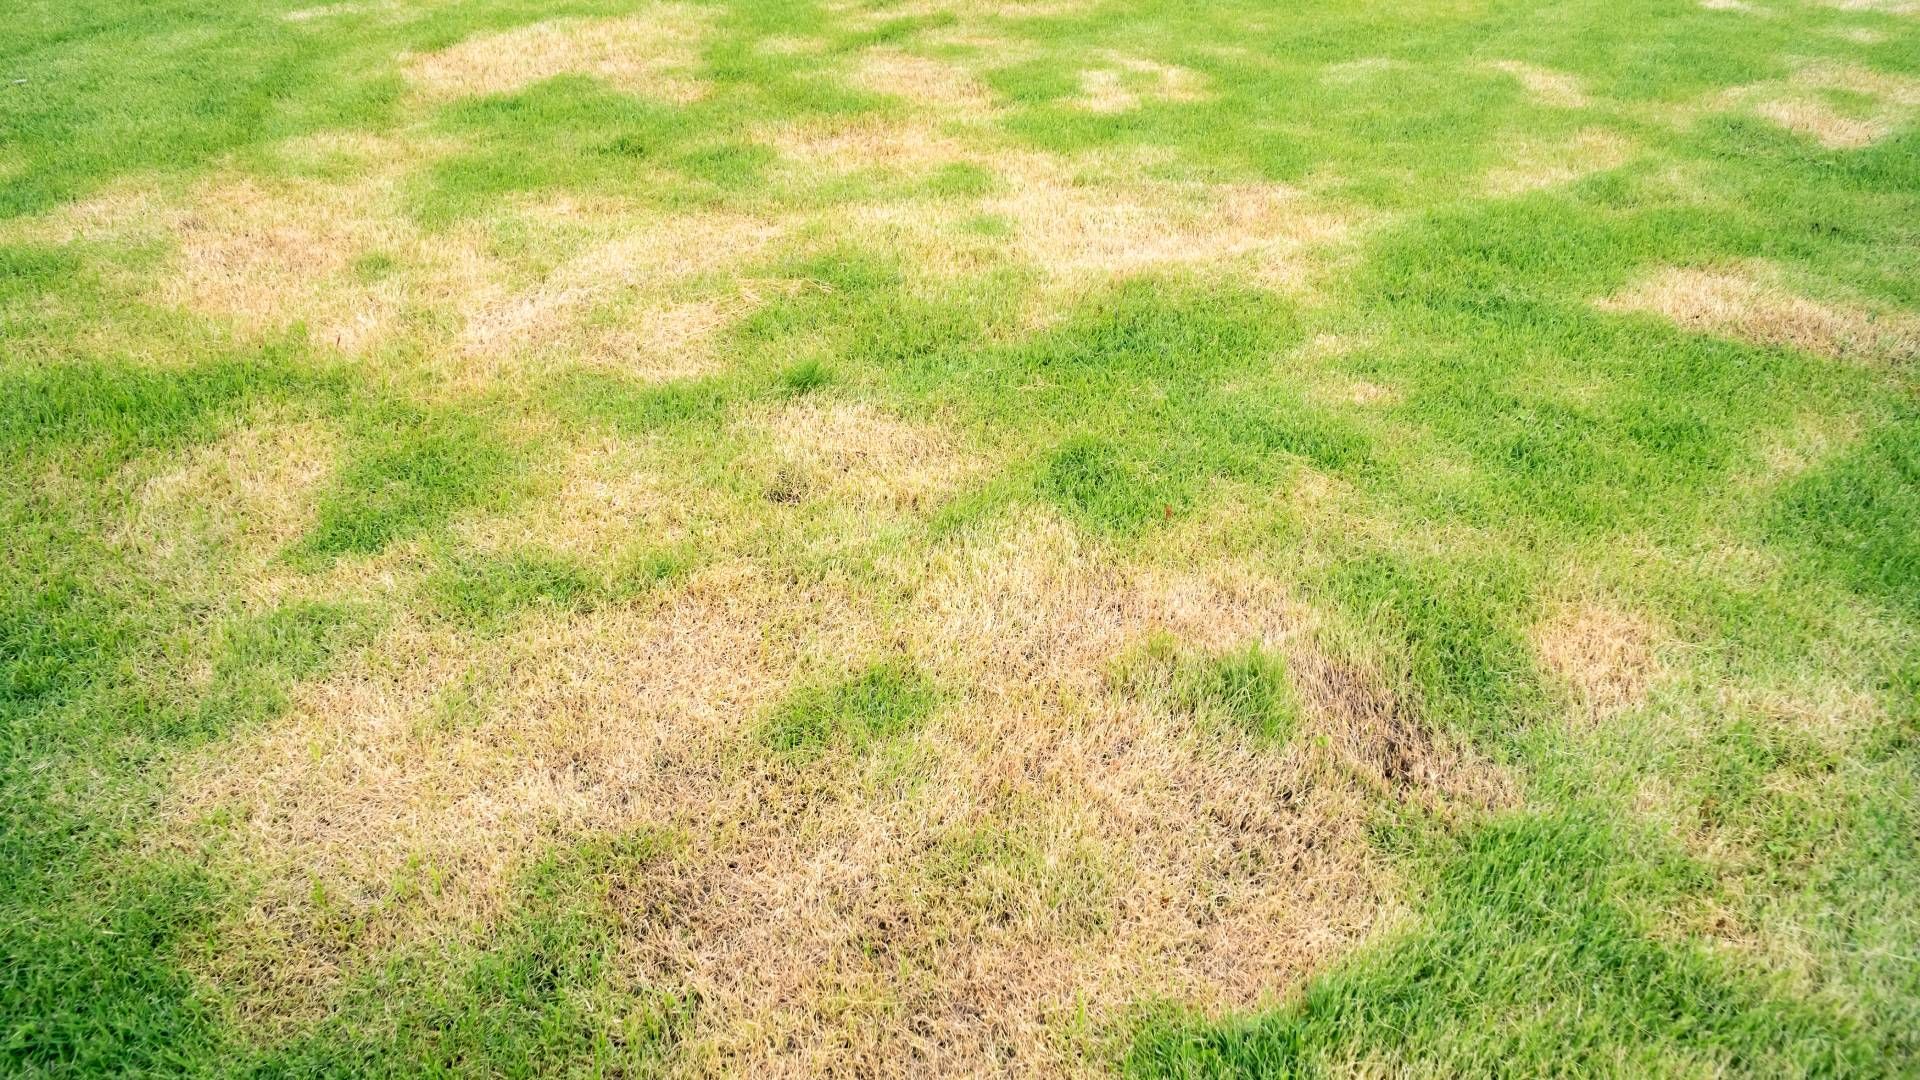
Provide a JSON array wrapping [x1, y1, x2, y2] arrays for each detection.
[[2, 0, 1917, 1075]]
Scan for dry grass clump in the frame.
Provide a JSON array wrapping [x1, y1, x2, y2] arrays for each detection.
[[168, 562, 890, 1019], [166, 510, 1511, 1069], [752, 400, 984, 510], [1726, 60, 1920, 148], [1533, 601, 1662, 722], [1073, 52, 1209, 113], [1599, 262, 1920, 364], [983, 164, 1359, 290], [122, 417, 340, 600], [1484, 60, 1592, 108], [765, 115, 976, 176], [454, 437, 685, 564], [850, 48, 999, 116], [18, 135, 503, 357], [1485, 129, 1636, 195], [454, 212, 785, 379], [403, 7, 714, 103]]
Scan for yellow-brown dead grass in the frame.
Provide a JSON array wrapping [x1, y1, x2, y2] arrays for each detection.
[[1485, 59, 1592, 108], [453, 211, 786, 382], [751, 399, 984, 510], [1485, 129, 1636, 195], [402, 6, 713, 103], [1599, 262, 1920, 364], [1533, 601, 1661, 722], [123, 417, 340, 596], [1726, 61, 1920, 148], [19, 135, 505, 357], [165, 511, 1512, 1071], [765, 115, 977, 176], [850, 48, 999, 116], [983, 163, 1360, 291], [1072, 52, 1210, 113], [455, 437, 690, 565]]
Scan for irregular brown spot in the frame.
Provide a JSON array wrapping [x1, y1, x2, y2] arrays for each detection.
[[1533, 602, 1660, 721], [165, 511, 1511, 1069], [851, 48, 998, 116], [1073, 52, 1209, 113], [752, 400, 984, 510], [1726, 61, 1920, 149], [1599, 262, 1920, 363], [403, 7, 713, 103], [1485, 129, 1635, 195], [1485, 60, 1591, 108]]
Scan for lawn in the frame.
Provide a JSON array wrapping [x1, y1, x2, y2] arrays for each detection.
[[2, 0, 1917, 1074]]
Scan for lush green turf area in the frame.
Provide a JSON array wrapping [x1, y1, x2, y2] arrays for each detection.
[[3, 0, 1917, 1075]]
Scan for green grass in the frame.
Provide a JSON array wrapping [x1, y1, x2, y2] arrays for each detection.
[[3, 0, 1917, 1073], [759, 659, 941, 761]]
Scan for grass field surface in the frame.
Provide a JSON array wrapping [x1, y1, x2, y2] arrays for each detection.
[[2, 0, 1917, 1074]]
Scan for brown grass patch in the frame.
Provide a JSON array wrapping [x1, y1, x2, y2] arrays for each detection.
[[1485, 60, 1591, 108], [1485, 129, 1636, 195], [1598, 262, 1920, 364], [1725, 61, 1920, 148], [403, 7, 713, 103], [752, 400, 983, 510], [165, 510, 1512, 1069], [1533, 601, 1660, 722], [454, 211, 784, 377], [850, 48, 999, 116], [1817, 0, 1919, 12], [20, 136, 506, 357], [984, 163, 1359, 289], [765, 115, 975, 176], [456, 437, 687, 564], [125, 417, 340, 597], [1072, 52, 1210, 113]]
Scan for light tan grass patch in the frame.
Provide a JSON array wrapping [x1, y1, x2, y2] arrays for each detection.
[[1485, 59, 1591, 108], [1699, 0, 1768, 13], [1754, 96, 1891, 148], [850, 48, 999, 116], [166, 509, 1511, 1067], [403, 7, 713, 103], [1344, 380, 1396, 406], [829, 0, 1087, 29], [753, 400, 984, 510], [1485, 129, 1636, 195], [1726, 61, 1920, 148], [124, 418, 340, 599], [1599, 262, 1920, 363], [456, 437, 686, 564], [1072, 52, 1210, 113], [1830, 25, 1890, 43], [167, 563, 890, 1021], [764, 115, 975, 175], [22, 138, 502, 356], [1533, 602, 1660, 721], [454, 212, 785, 374], [984, 163, 1359, 289], [1817, 0, 1919, 12]]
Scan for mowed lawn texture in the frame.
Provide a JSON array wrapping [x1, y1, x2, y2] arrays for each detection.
[[2, 0, 1917, 1074]]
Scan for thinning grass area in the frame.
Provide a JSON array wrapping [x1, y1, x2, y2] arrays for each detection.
[[3, 0, 1918, 1074]]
